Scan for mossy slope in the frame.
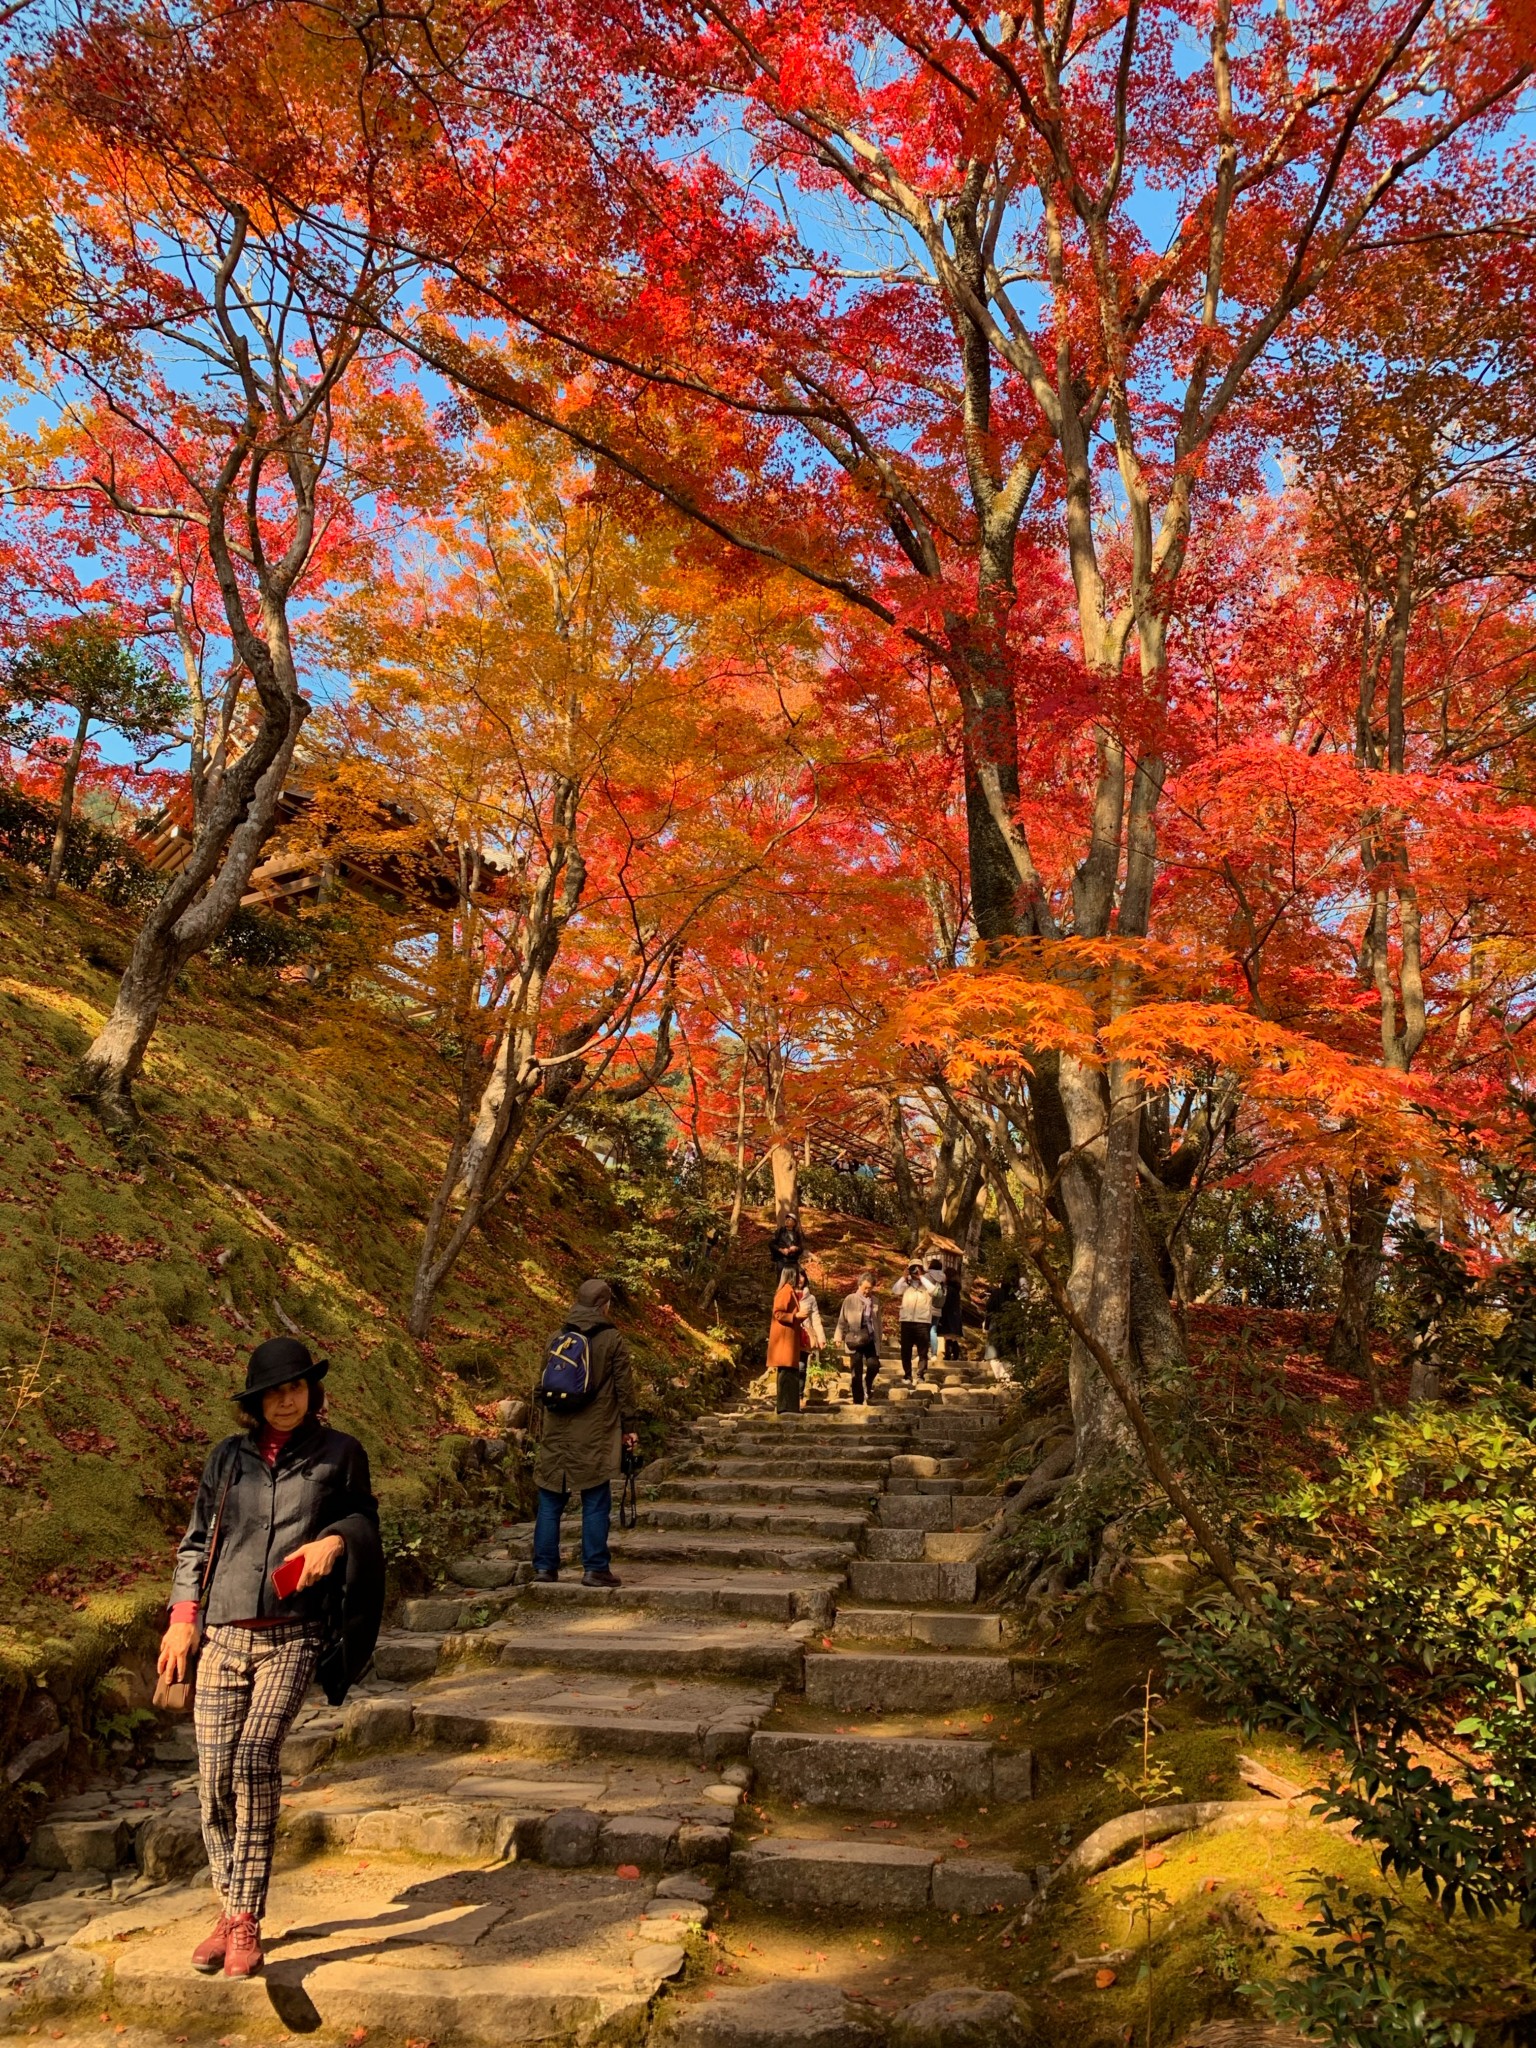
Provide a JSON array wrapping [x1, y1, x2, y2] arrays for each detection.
[[0, 869, 737, 1653]]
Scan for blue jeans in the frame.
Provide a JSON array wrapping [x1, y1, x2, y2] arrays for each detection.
[[534, 1481, 612, 1576]]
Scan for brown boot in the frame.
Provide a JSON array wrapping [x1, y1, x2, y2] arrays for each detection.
[[191, 1912, 231, 1975], [222, 1913, 263, 1978]]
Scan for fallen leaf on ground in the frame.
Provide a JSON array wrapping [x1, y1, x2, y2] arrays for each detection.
[[1095, 1967, 1117, 1988]]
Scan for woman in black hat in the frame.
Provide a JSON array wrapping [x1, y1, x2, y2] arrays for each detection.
[[155, 1337, 382, 1983]]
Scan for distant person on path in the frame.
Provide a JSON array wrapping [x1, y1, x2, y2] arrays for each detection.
[[768, 1264, 811, 1412], [983, 1269, 1019, 1361], [156, 1338, 383, 1984], [937, 1262, 965, 1360], [891, 1260, 939, 1384], [798, 1265, 827, 1352], [925, 1254, 947, 1363], [768, 1212, 805, 1273], [837, 1272, 883, 1404], [532, 1277, 639, 1591]]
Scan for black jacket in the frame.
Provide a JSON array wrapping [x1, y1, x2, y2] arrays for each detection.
[[939, 1275, 965, 1337], [172, 1421, 383, 1701]]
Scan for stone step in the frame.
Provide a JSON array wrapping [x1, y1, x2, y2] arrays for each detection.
[[877, 1493, 1002, 1530], [396, 1588, 523, 1634], [720, 1420, 915, 1439], [446, 1556, 531, 1590], [656, 1479, 880, 1507], [681, 1457, 893, 1482], [926, 1529, 990, 1563], [860, 1525, 988, 1564], [884, 1475, 993, 1497], [622, 1531, 857, 1572], [847, 1558, 978, 1604], [749, 1731, 1034, 1811], [524, 1568, 842, 1625], [643, 1503, 870, 1542], [730, 1837, 1035, 1916], [888, 1454, 975, 1478], [374, 1632, 449, 1682], [912, 1412, 1012, 1438], [347, 1671, 773, 1770], [835, 1607, 1006, 1649], [732, 1836, 937, 1912], [411, 1703, 752, 1768], [476, 1626, 806, 1686], [723, 1428, 914, 1447], [803, 1650, 1018, 1712], [508, 1528, 858, 1572], [282, 1786, 735, 1872], [42, 1855, 693, 2042]]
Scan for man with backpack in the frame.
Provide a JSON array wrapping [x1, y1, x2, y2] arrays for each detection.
[[532, 1277, 639, 1589]]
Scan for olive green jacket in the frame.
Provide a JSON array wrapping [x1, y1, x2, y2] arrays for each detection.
[[532, 1305, 638, 1494]]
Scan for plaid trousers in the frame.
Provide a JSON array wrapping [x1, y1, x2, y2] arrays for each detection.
[[194, 1621, 324, 1917]]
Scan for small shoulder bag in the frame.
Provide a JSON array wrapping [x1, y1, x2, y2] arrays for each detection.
[[153, 1455, 235, 1716]]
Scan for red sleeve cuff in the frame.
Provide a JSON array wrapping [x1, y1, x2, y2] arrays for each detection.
[[169, 1601, 198, 1626]]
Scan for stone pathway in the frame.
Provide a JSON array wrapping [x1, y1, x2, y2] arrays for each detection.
[[3, 1352, 1047, 2046]]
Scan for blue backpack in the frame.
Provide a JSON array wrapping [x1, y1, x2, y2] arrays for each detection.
[[538, 1324, 605, 1412]]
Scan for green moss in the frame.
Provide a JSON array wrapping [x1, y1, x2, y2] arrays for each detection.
[[0, 866, 754, 1673]]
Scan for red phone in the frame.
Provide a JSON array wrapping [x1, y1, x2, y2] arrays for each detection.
[[271, 1554, 305, 1600]]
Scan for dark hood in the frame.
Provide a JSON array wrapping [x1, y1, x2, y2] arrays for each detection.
[[564, 1303, 613, 1333]]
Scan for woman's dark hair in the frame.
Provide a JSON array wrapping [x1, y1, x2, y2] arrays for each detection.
[[236, 1377, 326, 1431]]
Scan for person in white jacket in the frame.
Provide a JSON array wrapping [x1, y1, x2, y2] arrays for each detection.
[[890, 1261, 940, 1383]]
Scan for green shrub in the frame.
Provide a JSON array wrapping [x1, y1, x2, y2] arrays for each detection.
[[988, 1288, 1070, 1402], [1263, 1878, 1475, 2048], [1183, 1190, 1337, 1308], [1171, 1381, 1536, 2035], [0, 783, 159, 906], [798, 1162, 906, 1227], [207, 906, 320, 970]]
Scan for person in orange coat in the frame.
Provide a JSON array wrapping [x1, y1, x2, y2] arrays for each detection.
[[767, 1265, 810, 1412]]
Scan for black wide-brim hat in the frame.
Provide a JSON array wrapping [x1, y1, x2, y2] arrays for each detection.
[[238, 1336, 329, 1403]]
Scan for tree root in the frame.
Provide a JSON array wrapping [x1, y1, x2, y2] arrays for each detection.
[[995, 1794, 1310, 1943]]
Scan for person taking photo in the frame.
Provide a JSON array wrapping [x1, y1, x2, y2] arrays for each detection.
[[890, 1260, 939, 1384]]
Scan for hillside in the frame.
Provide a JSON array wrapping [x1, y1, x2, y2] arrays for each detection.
[[0, 869, 769, 1657]]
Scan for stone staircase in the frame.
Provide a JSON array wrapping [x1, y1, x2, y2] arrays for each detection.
[[2, 1354, 1045, 2045]]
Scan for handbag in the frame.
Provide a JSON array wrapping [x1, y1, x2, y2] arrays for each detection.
[[152, 1456, 235, 1715]]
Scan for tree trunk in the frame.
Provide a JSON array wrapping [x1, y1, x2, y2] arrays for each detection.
[[927, 1102, 959, 1230], [884, 1092, 925, 1250], [409, 803, 587, 1336], [1130, 1194, 1187, 1380], [74, 694, 306, 1127], [963, 1186, 986, 1264], [44, 706, 92, 901], [946, 1148, 985, 1243], [1326, 1173, 1394, 1391], [1055, 1048, 1142, 1469], [768, 1141, 798, 1225]]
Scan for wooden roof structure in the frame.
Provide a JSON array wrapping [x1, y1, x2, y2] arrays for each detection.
[[133, 781, 501, 917]]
